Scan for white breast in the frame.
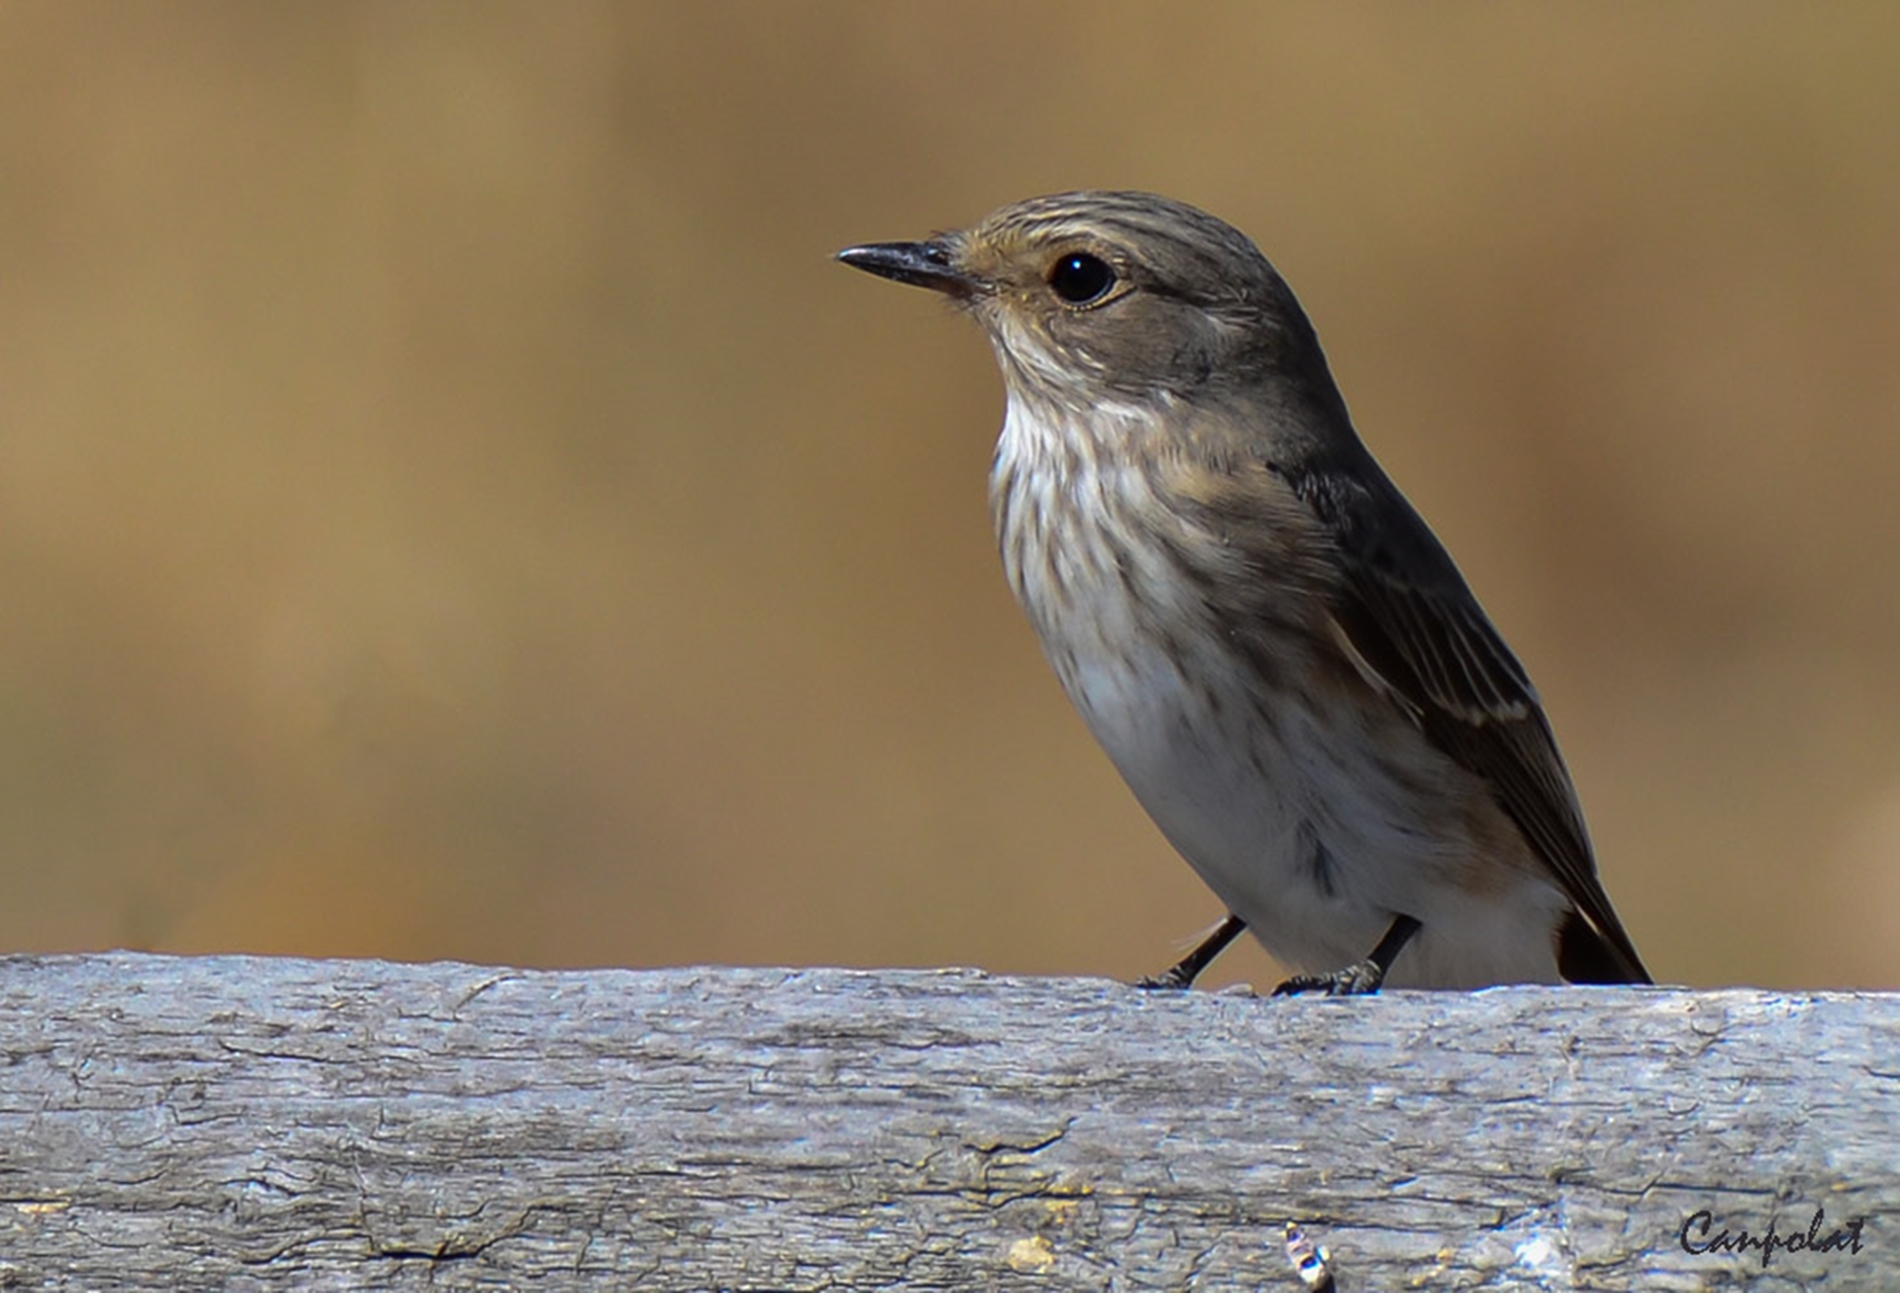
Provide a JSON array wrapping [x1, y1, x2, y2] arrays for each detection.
[[989, 395, 1568, 987]]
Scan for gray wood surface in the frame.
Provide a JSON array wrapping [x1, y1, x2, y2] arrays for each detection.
[[0, 954, 1891, 1291]]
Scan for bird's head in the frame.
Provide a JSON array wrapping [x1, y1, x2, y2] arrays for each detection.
[[838, 190, 1321, 414]]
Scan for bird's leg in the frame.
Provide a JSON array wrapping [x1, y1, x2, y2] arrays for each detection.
[[1136, 913, 1247, 990], [1272, 914, 1422, 997]]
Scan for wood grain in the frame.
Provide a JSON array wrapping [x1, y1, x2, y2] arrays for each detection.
[[0, 954, 1891, 1290]]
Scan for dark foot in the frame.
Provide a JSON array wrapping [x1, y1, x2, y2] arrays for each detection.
[[1272, 959, 1388, 997], [1270, 913, 1421, 998], [1135, 913, 1246, 990]]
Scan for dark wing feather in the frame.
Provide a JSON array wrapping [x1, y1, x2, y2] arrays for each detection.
[[1279, 452, 1651, 984]]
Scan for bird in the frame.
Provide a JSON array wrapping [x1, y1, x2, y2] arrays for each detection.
[[837, 191, 1649, 993]]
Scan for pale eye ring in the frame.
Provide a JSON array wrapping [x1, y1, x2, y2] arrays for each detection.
[[1047, 252, 1117, 306]]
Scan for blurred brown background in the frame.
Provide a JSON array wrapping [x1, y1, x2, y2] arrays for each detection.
[[1, 3, 1896, 990]]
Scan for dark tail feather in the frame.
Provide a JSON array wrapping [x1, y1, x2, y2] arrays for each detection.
[[1556, 907, 1652, 985]]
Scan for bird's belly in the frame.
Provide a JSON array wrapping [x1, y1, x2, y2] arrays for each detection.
[[1037, 597, 1567, 987]]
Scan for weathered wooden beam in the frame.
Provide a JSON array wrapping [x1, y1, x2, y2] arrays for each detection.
[[0, 954, 1890, 1290]]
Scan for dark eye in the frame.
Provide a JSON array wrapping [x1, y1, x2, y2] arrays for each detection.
[[1047, 252, 1117, 305]]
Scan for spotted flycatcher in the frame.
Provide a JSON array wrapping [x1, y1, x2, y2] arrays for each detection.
[[838, 192, 1649, 993]]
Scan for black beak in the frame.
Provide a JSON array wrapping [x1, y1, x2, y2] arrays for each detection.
[[835, 240, 981, 298]]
